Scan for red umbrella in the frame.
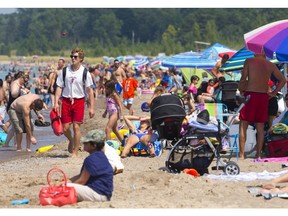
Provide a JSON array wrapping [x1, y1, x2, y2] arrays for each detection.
[[218, 51, 236, 59]]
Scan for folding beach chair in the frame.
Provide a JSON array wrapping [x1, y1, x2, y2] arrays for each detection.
[[197, 102, 229, 122]]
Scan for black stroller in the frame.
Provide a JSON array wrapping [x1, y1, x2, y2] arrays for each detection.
[[150, 93, 242, 176]]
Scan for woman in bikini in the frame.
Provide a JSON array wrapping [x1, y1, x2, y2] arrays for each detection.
[[120, 115, 157, 158]]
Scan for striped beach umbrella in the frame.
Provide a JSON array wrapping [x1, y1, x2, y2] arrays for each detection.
[[133, 58, 149, 69]]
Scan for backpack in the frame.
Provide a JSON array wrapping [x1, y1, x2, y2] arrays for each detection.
[[62, 66, 89, 104], [62, 66, 88, 90]]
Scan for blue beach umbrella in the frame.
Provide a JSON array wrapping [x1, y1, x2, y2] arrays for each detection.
[[133, 58, 149, 68], [161, 51, 216, 69]]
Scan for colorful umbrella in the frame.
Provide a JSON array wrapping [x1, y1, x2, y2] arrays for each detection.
[[244, 19, 288, 61], [219, 47, 279, 72], [149, 55, 169, 69], [133, 58, 149, 69]]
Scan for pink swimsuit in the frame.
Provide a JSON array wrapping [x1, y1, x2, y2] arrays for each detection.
[[106, 97, 119, 117]]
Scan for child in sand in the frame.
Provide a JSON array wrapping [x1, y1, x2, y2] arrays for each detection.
[[102, 80, 124, 144]]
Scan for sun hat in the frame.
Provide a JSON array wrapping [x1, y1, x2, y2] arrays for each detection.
[[80, 129, 105, 143], [196, 109, 210, 125], [141, 102, 150, 112]]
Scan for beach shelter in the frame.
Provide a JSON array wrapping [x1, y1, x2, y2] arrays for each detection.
[[181, 68, 213, 87], [200, 43, 236, 60]]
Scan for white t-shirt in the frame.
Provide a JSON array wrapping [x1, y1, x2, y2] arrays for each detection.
[[56, 65, 93, 98]]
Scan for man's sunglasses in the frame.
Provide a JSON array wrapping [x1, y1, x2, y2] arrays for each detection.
[[70, 55, 78, 59]]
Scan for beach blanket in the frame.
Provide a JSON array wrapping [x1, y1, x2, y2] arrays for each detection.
[[205, 170, 288, 181], [251, 157, 288, 163]]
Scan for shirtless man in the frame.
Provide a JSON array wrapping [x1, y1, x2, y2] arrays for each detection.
[[111, 59, 126, 94], [238, 52, 286, 159], [8, 93, 44, 152], [212, 54, 232, 79]]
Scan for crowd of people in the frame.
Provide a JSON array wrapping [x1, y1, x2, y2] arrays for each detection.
[[1, 47, 288, 203]]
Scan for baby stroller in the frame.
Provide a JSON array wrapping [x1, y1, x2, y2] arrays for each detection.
[[150, 93, 245, 176]]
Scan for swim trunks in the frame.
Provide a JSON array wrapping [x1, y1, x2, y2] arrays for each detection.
[[239, 91, 269, 123], [61, 97, 85, 124]]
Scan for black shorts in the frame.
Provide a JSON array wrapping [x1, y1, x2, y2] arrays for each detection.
[[268, 96, 278, 116]]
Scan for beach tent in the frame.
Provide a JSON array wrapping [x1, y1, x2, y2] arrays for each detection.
[[181, 68, 213, 87], [200, 43, 236, 60]]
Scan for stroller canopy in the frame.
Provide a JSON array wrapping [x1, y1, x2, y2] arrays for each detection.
[[150, 93, 186, 129]]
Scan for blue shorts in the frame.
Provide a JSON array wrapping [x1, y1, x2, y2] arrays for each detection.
[[123, 98, 134, 106]]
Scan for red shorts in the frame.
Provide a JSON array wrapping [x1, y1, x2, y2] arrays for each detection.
[[239, 91, 269, 123], [61, 97, 85, 124]]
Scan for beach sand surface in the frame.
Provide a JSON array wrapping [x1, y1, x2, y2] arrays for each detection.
[[0, 93, 287, 210]]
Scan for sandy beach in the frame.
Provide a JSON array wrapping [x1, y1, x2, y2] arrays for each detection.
[[0, 93, 287, 212]]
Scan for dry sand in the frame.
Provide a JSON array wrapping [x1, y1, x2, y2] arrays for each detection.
[[0, 93, 287, 213]]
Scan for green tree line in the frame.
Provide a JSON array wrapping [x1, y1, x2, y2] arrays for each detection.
[[0, 8, 287, 57]]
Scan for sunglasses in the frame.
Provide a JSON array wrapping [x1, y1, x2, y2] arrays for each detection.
[[70, 55, 79, 59]]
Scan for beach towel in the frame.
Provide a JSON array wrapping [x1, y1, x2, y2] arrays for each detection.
[[251, 157, 288, 163], [205, 170, 288, 181], [189, 121, 218, 132]]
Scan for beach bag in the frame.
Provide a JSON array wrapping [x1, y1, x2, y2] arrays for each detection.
[[266, 138, 288, 158], [39, 168, 77, 207], [50, 110, 63, 136]]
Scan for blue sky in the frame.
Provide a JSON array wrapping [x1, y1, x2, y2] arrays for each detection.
[[0, 8, 17, 14]]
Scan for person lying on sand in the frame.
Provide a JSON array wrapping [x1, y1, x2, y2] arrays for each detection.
[[261, 172, 288, 193]]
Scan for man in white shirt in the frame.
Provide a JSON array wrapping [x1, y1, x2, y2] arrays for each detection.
[[53, 47, 95, 157]]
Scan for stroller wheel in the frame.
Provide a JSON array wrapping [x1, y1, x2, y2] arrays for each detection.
[[159, 167, 171, 173], [224, 161, 240, 176]]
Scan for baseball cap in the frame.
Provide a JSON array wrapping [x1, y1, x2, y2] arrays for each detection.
[[80, 129, 105, 143]]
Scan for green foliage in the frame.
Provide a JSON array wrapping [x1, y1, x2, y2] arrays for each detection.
[[0, 8, 287, 58]]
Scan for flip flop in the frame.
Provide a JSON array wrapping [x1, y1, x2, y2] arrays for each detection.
[[34, 119, 51, 127]]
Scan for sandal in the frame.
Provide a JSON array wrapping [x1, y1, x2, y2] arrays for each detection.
[[34, 119, 51, 127]]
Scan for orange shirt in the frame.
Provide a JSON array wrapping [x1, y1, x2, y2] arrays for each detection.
[[122, 78, 138, 99]]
